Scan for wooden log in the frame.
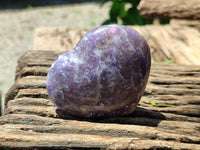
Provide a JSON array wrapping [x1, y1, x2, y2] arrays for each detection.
[[138, 0, 200, 20], [15, 50, 200, 78], [4, 97, 200, 137], [1, 50, 200, 149], [0, 114, 200, 149], [170, 19, 200, 30], [5, 97, 200, 123], [33, 25, 200, 65], [5, 76, 47, 103], [5, 50, 200, 115], [33, 27, 89, 51], [0, 90, 1, 116], [5, 87, 200, 117], [15, 50, 60, 80], [1, 123, 200, 150]]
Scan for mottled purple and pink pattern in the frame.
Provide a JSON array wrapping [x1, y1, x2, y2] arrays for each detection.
[[47, 25, 151, 118]]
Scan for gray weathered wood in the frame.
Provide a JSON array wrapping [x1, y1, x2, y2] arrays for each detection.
[[138, 0, 200, 20], [0, 90, 1, 116], [33, 25, 200, 65], [34, 27, 89, 51], [1, 50, 200, 149]]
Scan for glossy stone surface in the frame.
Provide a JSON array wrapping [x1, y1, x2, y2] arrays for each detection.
[[47, 25, 151, 118]]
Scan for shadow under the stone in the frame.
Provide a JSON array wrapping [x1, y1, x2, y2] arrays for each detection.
[[56, 106, 166, 127]]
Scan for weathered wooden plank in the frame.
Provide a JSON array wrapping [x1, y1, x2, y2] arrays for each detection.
[[19, 50, 200, 74], [4, 102, 200, 137], [7, 64, 200, 105], [142, 95, 200, 105], [1, 50, 200, 149], [34, 26, 200, 65], [5, 76, 47, 103], [0, 115, 200, 145], [6, 97, 200, 123], [0, 90, 1, 116], [144, 105, 200, 117], [11, 93, 200, 108], [7, 72, 200, 103], [1, 124, 200, 150], [15, 88, 48, 99], [138, 0, 200, 20], [18, 66, 49, 79], [34, 27, 89, 52], [17, 63, 200, 81], [5, 50, 200, 119], [145, 85, 200, 96], [5, 96, 200, 124], [17, 49, 200, 73], [15, 50, 60, 80], [170, 19, 200, 30], [9, 79, 200, 99], [5, 81, 200, 116]]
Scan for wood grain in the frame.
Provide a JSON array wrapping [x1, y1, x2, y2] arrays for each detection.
[[0, 90, 1, 116], [1, 50, 200, 149], [34, 27, 89, 51], [138, 0, 200, 20], [33, 25, 200, 65]]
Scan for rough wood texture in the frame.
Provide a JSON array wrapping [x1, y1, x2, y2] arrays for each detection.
[[33, 25, 200, 65], [0, 50, 200, 149], [34, 27, 89, 51], [170, 19, 200, 30], [138, 0, 200, 20], [0, 90, 1, 116]]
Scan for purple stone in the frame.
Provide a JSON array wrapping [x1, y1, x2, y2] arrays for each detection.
[[47, 24, 151, 118]]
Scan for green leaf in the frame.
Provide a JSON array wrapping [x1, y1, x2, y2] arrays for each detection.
[[149, 100, 156, 106], [97, 0, 170, 26], [119, 2, 126, 18], [122, 7, 143, 25], [143, 17, 154, 25], [102, 19, 114, 25], [109, 1, 126, 23], [159, 18, 170, 24], [149, 100, 176, 107], [131, 0, 140, 7]]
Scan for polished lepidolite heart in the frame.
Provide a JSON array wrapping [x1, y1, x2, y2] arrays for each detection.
[[47, 24, 151, 118]]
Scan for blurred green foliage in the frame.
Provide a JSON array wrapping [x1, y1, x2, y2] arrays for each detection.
[[96, 0, 170, 25]]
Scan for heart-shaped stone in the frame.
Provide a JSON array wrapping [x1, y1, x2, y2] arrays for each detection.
[[47, 24, 151, 118]]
